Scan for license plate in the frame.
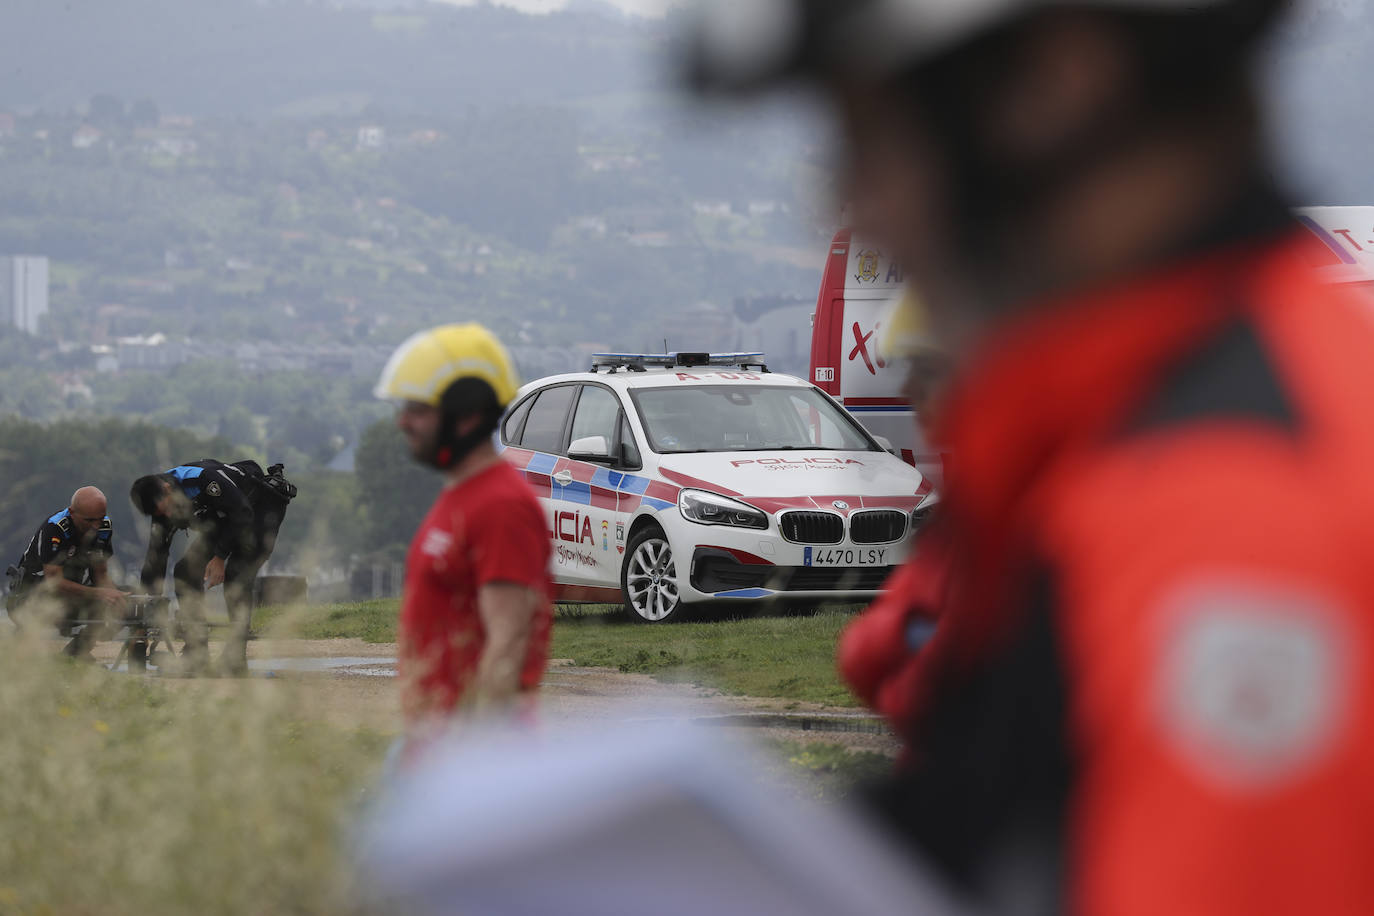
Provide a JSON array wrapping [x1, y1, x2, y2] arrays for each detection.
[[803, 546, 887, 567]]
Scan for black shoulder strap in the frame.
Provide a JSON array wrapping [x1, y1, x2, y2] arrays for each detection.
[[230, 459, 266, 479]]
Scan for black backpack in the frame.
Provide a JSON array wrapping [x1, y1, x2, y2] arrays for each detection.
[[230, 460, 298, 505]]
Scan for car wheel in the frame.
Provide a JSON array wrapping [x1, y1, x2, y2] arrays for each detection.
[[621, 527, 683, 622]]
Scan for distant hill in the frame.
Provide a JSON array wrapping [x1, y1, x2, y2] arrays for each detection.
[[0, 0, 661, 117]]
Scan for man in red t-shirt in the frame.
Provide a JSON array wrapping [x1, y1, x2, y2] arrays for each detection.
[[375, 324, 552, 733]]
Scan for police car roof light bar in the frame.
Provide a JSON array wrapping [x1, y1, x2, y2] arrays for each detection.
[[590, 352, 769, 373]]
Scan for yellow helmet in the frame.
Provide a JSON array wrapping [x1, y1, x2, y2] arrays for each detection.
[[877, 288, 940, 362], [375, 323, 520, 408]]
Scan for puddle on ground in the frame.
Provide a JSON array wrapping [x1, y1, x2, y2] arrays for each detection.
[[100, 657, 893, 734], [248, 656, 397, 676], [106, 656, 399, 677]]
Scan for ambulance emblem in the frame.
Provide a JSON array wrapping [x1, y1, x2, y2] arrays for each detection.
[[854, 249, 882, 284]]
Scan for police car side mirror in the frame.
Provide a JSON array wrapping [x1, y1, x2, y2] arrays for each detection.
[[569, 435, 614, 465], [873, 435, 896, 454]]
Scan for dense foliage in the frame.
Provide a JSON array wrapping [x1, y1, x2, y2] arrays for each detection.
[[0, 416, 438, 576], [0, 417, 232, 575]]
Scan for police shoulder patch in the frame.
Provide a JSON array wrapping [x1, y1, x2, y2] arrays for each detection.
[[206, 481, 222, 497]]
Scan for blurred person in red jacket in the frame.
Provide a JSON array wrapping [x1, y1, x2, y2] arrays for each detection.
[[375, 324, 553, 755], [685, 1, 1374, 913]]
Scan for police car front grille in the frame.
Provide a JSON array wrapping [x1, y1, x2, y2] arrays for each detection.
[[849, 510, 908, 544], [779, 511, 844, 545]]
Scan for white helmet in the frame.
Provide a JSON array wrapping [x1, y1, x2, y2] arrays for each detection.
[[683, 0, 1285, 94]]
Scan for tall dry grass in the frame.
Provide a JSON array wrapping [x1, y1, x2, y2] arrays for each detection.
[[0, 603, 387, 915]]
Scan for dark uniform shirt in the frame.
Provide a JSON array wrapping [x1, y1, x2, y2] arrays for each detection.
[[140, 460, 255, 588], [18, 508, 114, 586]]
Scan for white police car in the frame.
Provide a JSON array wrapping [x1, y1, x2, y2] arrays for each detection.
[[500, 353, 935, 622]]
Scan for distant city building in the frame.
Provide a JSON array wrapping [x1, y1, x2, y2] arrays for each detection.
[[71, 125, 103, 149], [747, 200, 788, 217], [357, 125, 386, 150], [692, 200, 733, 218], [114, 333, 189, 370], [0, 255, 49, 335], [659, 301, 738, 352], [148, 135, 198, 158], [732, 298, 812, 379]]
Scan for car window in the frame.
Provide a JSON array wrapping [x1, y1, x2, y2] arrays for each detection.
[[618, 413, 642, 468], [519, 385, 576, 454], [569, 385, 621, 451], [786, 392, 860, 449], [501, 394, 534, 445], [631, 385, 876, 454]]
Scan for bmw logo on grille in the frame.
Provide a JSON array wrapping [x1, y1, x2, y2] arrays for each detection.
[[832, 500, 850, 511]]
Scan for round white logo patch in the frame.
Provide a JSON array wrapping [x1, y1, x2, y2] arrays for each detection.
[[1156, 581, 1349, 791]]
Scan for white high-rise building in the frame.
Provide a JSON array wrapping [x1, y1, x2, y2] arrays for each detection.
[[0, 256, 49, 335]]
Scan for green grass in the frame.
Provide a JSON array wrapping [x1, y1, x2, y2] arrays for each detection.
[[256, 600, 864, 707], [0, 635, 388, 914], [554, 606, 864, 707], [255, 598, 399, 642], [0, 603, 887, 910], [762, 739, 894, 801]]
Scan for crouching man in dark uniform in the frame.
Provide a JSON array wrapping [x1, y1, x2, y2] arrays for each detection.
[[130, 460, 293, 676], [8, 486, 126, 659]]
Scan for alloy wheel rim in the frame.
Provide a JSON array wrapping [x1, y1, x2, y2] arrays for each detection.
[[626, 538, 679, 621]]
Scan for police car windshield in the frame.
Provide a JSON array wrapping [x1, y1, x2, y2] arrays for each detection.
[[631, 385, 878, 455]]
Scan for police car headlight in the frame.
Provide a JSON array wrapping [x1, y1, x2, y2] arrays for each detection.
[[911, 492, 939, 531], [679, 489, 768, 530]]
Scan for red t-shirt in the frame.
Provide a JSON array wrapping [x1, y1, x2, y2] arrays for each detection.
[[399, 460, 552, 722]]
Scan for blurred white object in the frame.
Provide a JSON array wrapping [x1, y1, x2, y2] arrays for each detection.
[[357, 723, 965, 916]]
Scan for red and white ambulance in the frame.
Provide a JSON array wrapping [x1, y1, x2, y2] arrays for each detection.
[[807, 229, 941, 483], [809, 209, 1374, 486]]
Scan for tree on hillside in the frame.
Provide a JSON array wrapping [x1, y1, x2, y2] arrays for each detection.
[[266, 468, 363, 571], [87, 94, 126, 128], [218, 406, 261, 450], [354, 417, 440, 557], [129, 98, 160, 128], [0, 418, 232, 575]]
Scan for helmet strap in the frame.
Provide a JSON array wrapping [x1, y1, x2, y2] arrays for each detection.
[[423, 376, 501, 471], [429, 409, 497, 472]]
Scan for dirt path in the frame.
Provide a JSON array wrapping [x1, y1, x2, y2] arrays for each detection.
[[89, 637, 899, 756]]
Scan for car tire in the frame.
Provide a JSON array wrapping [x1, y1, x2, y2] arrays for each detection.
[[621, 526, 684, 623]]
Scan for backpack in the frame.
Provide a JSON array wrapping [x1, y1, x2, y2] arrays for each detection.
[[230, 460, 298, 505]]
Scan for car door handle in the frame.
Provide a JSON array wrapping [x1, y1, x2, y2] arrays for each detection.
[[553, 470, 574, 486]]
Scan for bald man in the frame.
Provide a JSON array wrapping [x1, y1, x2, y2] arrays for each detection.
[[10, 487, 125, 658]]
